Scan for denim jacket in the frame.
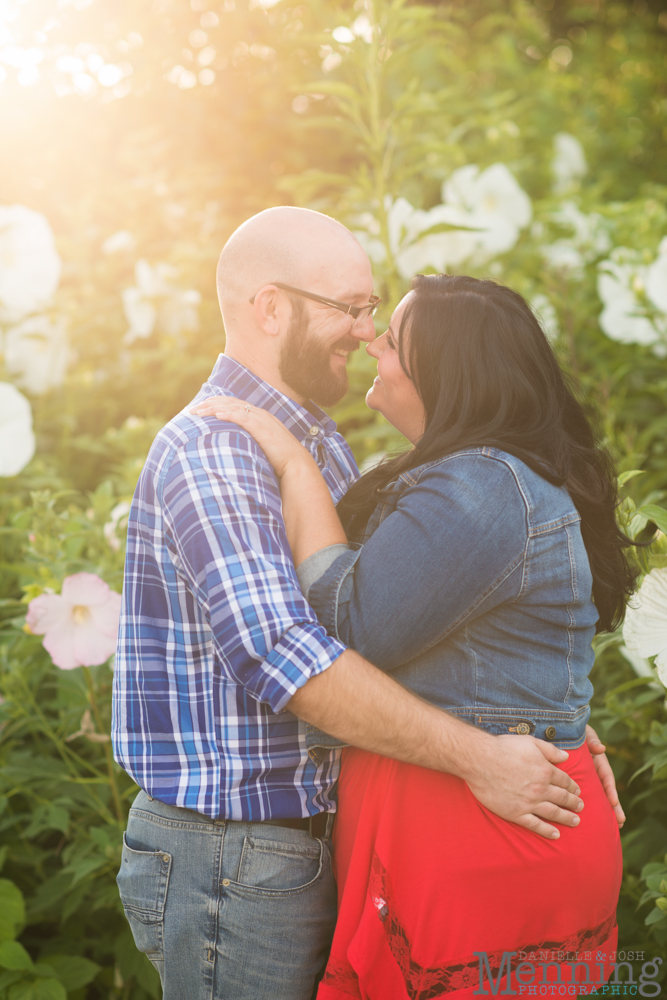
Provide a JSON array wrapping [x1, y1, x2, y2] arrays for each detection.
[[300, 447, 598, 758]]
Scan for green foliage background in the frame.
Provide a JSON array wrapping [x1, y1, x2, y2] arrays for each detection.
[[0, 0, 667, 994]]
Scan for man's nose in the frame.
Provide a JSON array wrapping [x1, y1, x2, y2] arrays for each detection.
[[366, 332, 383, 358], [352, 313, 377, 344]]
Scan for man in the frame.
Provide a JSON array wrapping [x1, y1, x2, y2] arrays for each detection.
[[112, 207, 622, 1000]]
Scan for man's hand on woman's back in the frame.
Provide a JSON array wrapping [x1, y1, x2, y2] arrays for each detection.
[[462, 725, 625, 838], [462, 734, 584, 839]]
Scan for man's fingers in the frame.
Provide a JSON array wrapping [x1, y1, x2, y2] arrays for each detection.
[[515, 813, 561, 840], [542, 763, 580, 797], [533, 800, 581, 827], [542, 784, 583, 815], [534, 738, 569, 765]]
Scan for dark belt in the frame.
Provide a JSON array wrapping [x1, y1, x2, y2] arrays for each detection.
[[260, 813, 330, 839]]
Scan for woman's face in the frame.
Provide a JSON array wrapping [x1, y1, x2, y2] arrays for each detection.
[[365, 292, 427, 444]]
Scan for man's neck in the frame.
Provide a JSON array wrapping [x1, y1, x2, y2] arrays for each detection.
[[222, 347, 309, 408]]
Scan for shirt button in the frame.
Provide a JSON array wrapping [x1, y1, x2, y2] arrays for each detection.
[[222, 878, 230, 887], [515, 722, 531, 735], [545, 726, 557, 740], [309, 425, 319, 436]]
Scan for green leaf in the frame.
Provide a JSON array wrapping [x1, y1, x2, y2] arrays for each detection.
[[6, 979, 68, 1000], [0, 942, 33, 971], [7, 983, 36, 1000], [61, 856, 106, 886], [637, 504, 667, 535], [0, 881, 26, 943], [645, 870, 667, 891], [618, 470, 645, 486], [0, 970, 23, 990], [656, 896, 667, 912], [592, 628, 623, 656], [641, 861, 667, 878], [645, 906, 667, 926], [32, 978, 67, 1000], [27, 875, 74, 916], [646, 873, 667, 892], [41, 955, 100, 991]]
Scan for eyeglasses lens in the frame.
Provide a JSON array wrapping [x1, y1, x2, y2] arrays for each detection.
[[352, 304, 378, 328]]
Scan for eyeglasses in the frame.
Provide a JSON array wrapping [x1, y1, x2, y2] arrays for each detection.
[[249, 282, 381, 325]]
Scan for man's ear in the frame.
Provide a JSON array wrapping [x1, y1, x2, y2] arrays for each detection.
[[252, 285, 290, 338]]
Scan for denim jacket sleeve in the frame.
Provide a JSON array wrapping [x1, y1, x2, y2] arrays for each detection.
[[296, 544, 352, 602], [307, 453, 530, 671]]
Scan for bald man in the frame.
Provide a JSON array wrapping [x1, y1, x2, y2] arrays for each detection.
[[112, 208, 611, 1000]]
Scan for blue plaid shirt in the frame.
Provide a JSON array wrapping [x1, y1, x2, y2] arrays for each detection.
[[112, 355, 358, 820]]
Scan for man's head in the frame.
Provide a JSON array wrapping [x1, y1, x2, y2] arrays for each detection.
[[216, 207, 376, 406]]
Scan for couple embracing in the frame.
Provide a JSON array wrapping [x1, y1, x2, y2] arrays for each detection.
[[112, 207, 629, 1000]]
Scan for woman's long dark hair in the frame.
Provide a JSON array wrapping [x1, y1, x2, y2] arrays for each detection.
[[337, 274, 637, 633]]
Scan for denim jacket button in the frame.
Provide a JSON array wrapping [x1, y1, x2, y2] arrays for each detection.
[[514, 722, 531, 735], [545, 726, 557, 740], [308, 748, 322, 765]]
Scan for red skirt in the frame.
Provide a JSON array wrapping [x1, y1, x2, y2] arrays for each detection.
[[318, 744, 622, 1000]]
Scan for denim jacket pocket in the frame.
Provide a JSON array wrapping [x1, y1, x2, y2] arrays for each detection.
[[304, 722, 348, 754], [117, 833, 172, 961]]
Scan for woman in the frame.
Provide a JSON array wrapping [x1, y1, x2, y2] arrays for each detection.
[[193, 275, 632, 998]]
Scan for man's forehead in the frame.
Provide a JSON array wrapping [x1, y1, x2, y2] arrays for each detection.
[[306, 259, 374, 299]]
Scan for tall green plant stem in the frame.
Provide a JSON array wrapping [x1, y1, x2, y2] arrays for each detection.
[[364, 0, 402, 306], [83, 666, 124, 823]]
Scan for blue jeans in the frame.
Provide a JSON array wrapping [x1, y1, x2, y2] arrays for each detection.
[[117, 791, 337, 1000]]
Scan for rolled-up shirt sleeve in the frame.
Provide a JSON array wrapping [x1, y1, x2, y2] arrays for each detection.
[[160, 427, 347, 713]]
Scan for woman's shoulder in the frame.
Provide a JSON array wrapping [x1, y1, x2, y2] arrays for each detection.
[[404, 447, 579, 528], [405, 447, 525, 488]]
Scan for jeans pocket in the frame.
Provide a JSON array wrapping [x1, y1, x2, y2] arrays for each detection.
[[234, 835, 324, 895], [116, 832, 172, 961]]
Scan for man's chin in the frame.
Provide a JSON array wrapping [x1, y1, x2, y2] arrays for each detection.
[[311, 377, 348, 408]]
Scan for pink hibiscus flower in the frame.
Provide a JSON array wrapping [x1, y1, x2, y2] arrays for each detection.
[[26, 572, 121, 670]]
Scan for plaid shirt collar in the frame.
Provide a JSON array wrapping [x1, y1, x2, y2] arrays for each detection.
[[206, 354, 338, 443]]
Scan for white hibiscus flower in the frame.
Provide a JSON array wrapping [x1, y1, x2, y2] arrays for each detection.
[[365, 164, 532, 279], [0, 382, 36, 477], [0, 206, 62, 322], [439, 163, 532, 260], [551, 133, 587, 194], [103, 501, 131, 552], [597, 247, 664, 347], [541, 201, 611, 278], [3, 314, 69, 395], [530, 294, 560, 343], [623, 567, 667, 687], [122, 259, 201, 344], [102, 229, 135, 254], [646, 236, 667, 314]]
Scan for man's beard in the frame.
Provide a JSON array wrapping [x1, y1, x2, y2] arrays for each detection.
[[279, 299, 358, 407]]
